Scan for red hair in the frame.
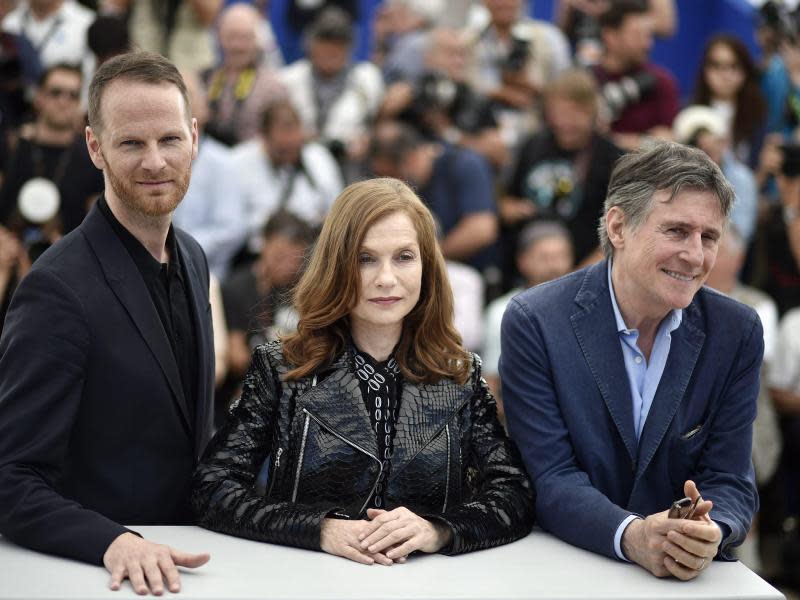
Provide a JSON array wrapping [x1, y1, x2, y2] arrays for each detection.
[[282, 178, 470, 384]]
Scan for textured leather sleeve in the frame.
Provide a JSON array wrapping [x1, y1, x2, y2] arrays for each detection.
[[435, 356, 536, 555], [191, 344, 334, 551]]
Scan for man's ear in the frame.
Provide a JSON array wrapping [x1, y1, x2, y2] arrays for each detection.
[[190, 117, 199, 161], [605, 206, 627, 251], [85, 126, 105, 170]]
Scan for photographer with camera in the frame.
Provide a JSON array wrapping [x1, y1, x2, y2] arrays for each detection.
[[467, 0, 571, 149], [759, 136, 800, 315], [758, 2, 800, 137], [0, 63, 102, 236], [500, 68, 623, 278], [231, 99, 343, 256], [379, 27, 507, 167], [372, 0, 443, 84], [591, 0, 679, 150], [368, 120, 498, 273], [280, 7, 384, 174], [556, 0, 676, 66]]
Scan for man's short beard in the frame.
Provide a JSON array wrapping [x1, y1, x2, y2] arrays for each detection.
[[102, 150, 191, 218]]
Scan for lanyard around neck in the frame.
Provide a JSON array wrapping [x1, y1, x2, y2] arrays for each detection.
[[29, 138, 74, 187], [21, 9, 64, 55]]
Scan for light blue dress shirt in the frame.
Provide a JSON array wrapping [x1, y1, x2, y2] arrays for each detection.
[[607, 262, 682, 560]]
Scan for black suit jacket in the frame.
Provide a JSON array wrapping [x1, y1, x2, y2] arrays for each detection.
[[0, 202, 215, 564]]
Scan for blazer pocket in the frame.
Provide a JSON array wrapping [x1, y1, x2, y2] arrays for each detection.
[[680, 423, 704, 440], [669, 422, 708, 490]]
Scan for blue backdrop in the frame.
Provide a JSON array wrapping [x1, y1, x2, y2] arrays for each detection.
[[232, 0, 762, 101]]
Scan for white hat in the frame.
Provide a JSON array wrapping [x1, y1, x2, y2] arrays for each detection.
[[673, 105, 729, 145]]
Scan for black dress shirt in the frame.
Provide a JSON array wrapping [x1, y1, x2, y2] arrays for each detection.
[[98, 196, 198, 425]]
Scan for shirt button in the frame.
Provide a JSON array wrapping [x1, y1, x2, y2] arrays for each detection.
[[634, 356, 643, 364]]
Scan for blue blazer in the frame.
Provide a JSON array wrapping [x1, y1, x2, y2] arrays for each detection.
[[0, 202, 215, 565], [500, 259, 761, 560]]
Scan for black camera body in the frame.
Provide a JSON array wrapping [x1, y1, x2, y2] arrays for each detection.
[[601, 71, 658, 122], [414, 72, 459, 112], [781, 143, 800, 177], [504, 35, 531, 73], [761, 1, 800, 42]]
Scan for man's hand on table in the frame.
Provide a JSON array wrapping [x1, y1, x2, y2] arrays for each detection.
[[103, 532, 210, 595], [622, 480, 721, 580]]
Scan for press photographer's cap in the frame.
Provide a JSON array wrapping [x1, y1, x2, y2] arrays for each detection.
[[673, 105, 729, 145]]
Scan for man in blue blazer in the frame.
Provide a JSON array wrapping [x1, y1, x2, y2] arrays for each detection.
[[0, 52, 214, 594], [501, 142, 761, 580]]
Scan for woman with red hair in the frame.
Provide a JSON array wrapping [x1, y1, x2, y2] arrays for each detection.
[[192, 177, 534, 564]]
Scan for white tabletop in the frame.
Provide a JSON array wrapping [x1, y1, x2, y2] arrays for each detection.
[[0, 526, 784, 600]]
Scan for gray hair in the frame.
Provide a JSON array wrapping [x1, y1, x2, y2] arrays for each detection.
[[598, 141, 734, 257]]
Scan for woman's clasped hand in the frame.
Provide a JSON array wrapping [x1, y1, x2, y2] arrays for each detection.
[[320, 507, 452, 565]]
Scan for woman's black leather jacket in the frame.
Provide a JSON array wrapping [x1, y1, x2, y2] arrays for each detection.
[[191, 341, 535, 554]]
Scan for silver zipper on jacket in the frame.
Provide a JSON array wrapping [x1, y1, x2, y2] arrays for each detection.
[[265, 446, 283, 498], [443, 424, 451, 513], [291, 415, 311, 502], [300, 407, 383, 515]]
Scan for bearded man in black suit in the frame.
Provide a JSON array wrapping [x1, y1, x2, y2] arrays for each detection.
[[0, 51, 215, 595]]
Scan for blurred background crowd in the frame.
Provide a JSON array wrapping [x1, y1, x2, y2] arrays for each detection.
[[1, 0, 799, 591]]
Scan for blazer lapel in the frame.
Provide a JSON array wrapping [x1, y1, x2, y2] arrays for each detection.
[[635, 304, 705, 479], [570, 261, 637, 463], [390, 377, 471, 480], [81, 204, 191, 431], [177, 233, 213, 453]]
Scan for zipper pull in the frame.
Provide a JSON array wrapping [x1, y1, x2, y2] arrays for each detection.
[[275, 447, 283, 467]]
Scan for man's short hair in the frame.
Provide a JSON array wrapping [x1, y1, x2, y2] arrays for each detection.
[[544, 68, 600, 114], [38, 62, 82, 88], [369, 122, 424, 165], [598, 0, 648, 30], [262, 210, 317, 246], [306, 7, 354, 45], [87, 51, 190, 134], [87, 16, 131, 64], [597, 141, 735, 257], [517, 220, 572, 255], [260, 99, 301, 133]]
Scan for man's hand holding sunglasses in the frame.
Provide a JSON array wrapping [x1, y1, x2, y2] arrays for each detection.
[[621, 480, 721, 580]]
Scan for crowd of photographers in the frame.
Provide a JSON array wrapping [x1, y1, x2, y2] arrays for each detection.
[[1, 0, 800, 588]]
